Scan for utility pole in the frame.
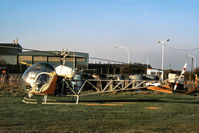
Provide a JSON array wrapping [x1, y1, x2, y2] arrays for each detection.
[[187, 54, 196, 80]]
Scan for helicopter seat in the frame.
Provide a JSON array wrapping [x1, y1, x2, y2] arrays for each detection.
[[28, 71, 57, 96]]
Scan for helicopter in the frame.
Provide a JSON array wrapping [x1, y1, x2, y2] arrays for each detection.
[[22, 60, 197, 105]]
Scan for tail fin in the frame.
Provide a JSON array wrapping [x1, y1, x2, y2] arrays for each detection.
[[173, 63, 187, 91]]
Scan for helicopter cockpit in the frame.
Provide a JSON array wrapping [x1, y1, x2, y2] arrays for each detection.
[[22, 62, 57, 97]]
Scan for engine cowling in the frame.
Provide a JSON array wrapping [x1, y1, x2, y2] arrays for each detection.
[[55, 65, 75, 79]]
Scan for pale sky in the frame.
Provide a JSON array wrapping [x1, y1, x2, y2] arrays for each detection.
[[1, 0, 199, 70]]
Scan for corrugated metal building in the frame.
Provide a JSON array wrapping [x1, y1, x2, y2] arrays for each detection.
[[0, 40, 89, 72], [0, 40, 22, 65], [18, 51, 89, 69]]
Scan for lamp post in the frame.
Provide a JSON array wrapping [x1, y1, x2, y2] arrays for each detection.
[[146, 56, 151, 74], [147, 56, 151, 69], [115, 46, 130, 64], [158, 38, 170, 80], [73, 49, 76, 69], [187, 54, 196, 73]]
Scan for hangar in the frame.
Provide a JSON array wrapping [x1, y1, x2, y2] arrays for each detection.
[[0, 39, 89, 73]]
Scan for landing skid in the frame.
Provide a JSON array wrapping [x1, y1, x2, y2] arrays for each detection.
[[22, 94, 79, 105], [22, 98, 38, 104]]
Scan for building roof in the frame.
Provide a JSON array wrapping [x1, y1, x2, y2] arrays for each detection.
[[18, 51, 59, 56], [0, 43, 22, 55], [18, 50, 89, 58]]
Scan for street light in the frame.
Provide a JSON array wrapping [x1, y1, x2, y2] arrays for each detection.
[[187, 54, 196, 73], [146, 56, 151, 69], [158, 38, 170, 80], [115, 46, 130, 64]]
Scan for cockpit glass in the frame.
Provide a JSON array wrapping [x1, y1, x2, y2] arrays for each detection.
[[22, 62, 55, 89]]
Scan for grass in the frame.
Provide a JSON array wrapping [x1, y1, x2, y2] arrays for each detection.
[[0, 91, 199, 132]]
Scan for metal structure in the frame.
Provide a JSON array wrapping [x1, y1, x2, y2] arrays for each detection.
[[77, 79, 150, 95], [70, 78, 153, 103]]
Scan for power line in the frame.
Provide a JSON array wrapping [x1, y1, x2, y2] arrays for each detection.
[[89, 57, 125, 64], [165, 44, 199, 51], [165, 45, 187, 58]]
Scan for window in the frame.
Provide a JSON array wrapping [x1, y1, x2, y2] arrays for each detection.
[[19, 56, 32, 61], [34, 56, 47, 62], [48, 57, 60, 62]]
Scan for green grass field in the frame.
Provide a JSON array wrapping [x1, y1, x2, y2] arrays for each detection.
[[0, 91, 199, 132]]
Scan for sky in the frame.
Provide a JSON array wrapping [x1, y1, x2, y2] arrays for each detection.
[[1, 0, 199, 70]]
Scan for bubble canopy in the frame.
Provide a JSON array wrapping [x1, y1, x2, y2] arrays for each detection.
[[22, 62, 56, 89]]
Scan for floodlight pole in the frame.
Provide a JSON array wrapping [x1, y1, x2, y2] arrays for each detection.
[[73, 49, 76, 69], [115, 46, 130, 64], [158, 39, 170, 80], [147, 56, 151, 69], [187, 54, 196, 73]]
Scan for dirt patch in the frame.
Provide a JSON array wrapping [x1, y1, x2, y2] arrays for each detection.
[[145, 107, 160, 110]]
